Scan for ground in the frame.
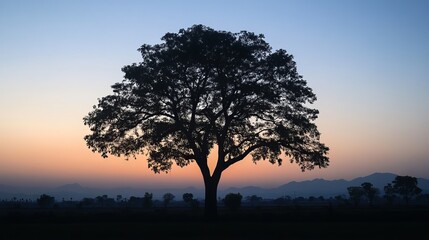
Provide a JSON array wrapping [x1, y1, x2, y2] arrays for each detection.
[[1, 206, 428, 239]]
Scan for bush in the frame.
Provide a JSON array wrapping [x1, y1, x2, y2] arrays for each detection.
[[223, 193, 242, 211], [143, 192, 153, 209], [37, 194, 55, 208], [163, 193, 175, 207]]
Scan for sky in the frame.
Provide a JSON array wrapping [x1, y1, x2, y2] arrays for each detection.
[[0, 0, 428, 189]]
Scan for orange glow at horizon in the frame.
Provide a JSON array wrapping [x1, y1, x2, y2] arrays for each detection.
[[2, 108, 428, 189], [0, 118, 333, 188], [0, 106, 392, 187]]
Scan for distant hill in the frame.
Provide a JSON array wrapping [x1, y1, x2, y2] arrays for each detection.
[[277, 172, 399, 198], [1, 173, 428, 201], [221, 172, 429, 198]]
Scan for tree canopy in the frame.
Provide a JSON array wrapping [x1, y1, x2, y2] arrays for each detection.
[[392, 175, 422, 204], [361, 182, 379, 205], [83, 25, 329, 217]]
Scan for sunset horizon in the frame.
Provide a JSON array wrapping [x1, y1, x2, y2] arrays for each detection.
[[1, 0, 428, 191]]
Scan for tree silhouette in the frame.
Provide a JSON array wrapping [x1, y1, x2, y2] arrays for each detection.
[[246, 194, 262, 207], [37, 194, 55, 208], [182, 193, 199, 209], [143, 192, 153, 209], [83, 25, 329, 218], [223, 193, 243, 211], [163, 193, 175, 207], [383, 183, 396, 205], [361, 182, 379, 206], [347, 186, 364, 207], [392, 175, 422, 204], [182, 193, 194, 203]]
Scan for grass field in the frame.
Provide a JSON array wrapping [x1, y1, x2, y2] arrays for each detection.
[[1, 206, 428, 239]]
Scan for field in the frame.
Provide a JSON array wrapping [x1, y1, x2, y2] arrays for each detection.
[[1, 206, 428, 239]]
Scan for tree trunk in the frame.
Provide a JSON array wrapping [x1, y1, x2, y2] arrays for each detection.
[[204, 175, 220, 219]]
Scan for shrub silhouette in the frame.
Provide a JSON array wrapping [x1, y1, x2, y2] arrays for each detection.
[[37, 194, 55, 208], [223, 193, 242, 211], [182, 193, 199, 209], [392, 175, 422, 204], [163, 193, 175, 207], [143, 192, 153, 209]]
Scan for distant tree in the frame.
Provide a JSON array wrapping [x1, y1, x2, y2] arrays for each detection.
[[95, 195, 105, 204], [334, 195, 347, 206], [81, 197, 95, 206], [116, 195, 123, 202], [361, 182, 379, 206], [246, 195, 262, 207], [273, 197, 287, 205], [143, 192, 153, 208], [392, 176, 422, 204], [223, 193, 243, 211], [83, 25, 329, 218], [182, 193, 200, 209], [37, 194, 55, 208], [182, 193, 194, 203], [128, 196, 143, 208], [293, 196, 306, 205], [347, 186, 364, 207], [95, 195, 115, 207], [383, 183, 396, 205], [163, 193, 175, 207]]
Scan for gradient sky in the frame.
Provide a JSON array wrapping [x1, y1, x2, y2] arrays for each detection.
[[1, 0, 428, 189]]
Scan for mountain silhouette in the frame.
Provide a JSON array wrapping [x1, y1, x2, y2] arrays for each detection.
[[1, 172, 428, 200]]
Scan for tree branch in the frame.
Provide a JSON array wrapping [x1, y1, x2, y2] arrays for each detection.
[[223, 143, 265, 170]]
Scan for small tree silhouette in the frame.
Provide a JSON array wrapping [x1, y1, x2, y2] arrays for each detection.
[[392, 175, 422, 204], [143, 192, 153, 209], [182, 193, 199, 209], [347, 186, 364, 207], [246, 195, 262, 207], [183, 193, 194, 203], [163, 193, 175, 207], [383, 183, 396, 205], [361, 182, 379, 206], [223, 193, 243, 211], [37, 194, 55, 208]]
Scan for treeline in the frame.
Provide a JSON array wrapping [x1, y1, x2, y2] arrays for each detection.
[[1, 175, 428, 210]]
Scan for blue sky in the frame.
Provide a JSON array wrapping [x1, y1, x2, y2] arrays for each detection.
[[0, 0, 428, 187]]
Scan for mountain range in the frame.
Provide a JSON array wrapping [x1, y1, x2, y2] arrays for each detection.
[[1, 173, 428, 201]]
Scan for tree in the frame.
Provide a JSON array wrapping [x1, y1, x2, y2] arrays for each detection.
[[246, 194, 262, 207], [383, 183, 396, 205], [223, 193, 243, 211], [182, 193, 199, 209], [37, 194, 55, 208], [143, 192, 153, 209], [392, 175, 422, 204], [347, 186, 364, 207], [182, 193, 194, 203], [361, 182, 379, 206], [80, 197, 95, 207], [128, 196, 143, 208], [163, 193, 175, 207], [83, 25, 329, 218]]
